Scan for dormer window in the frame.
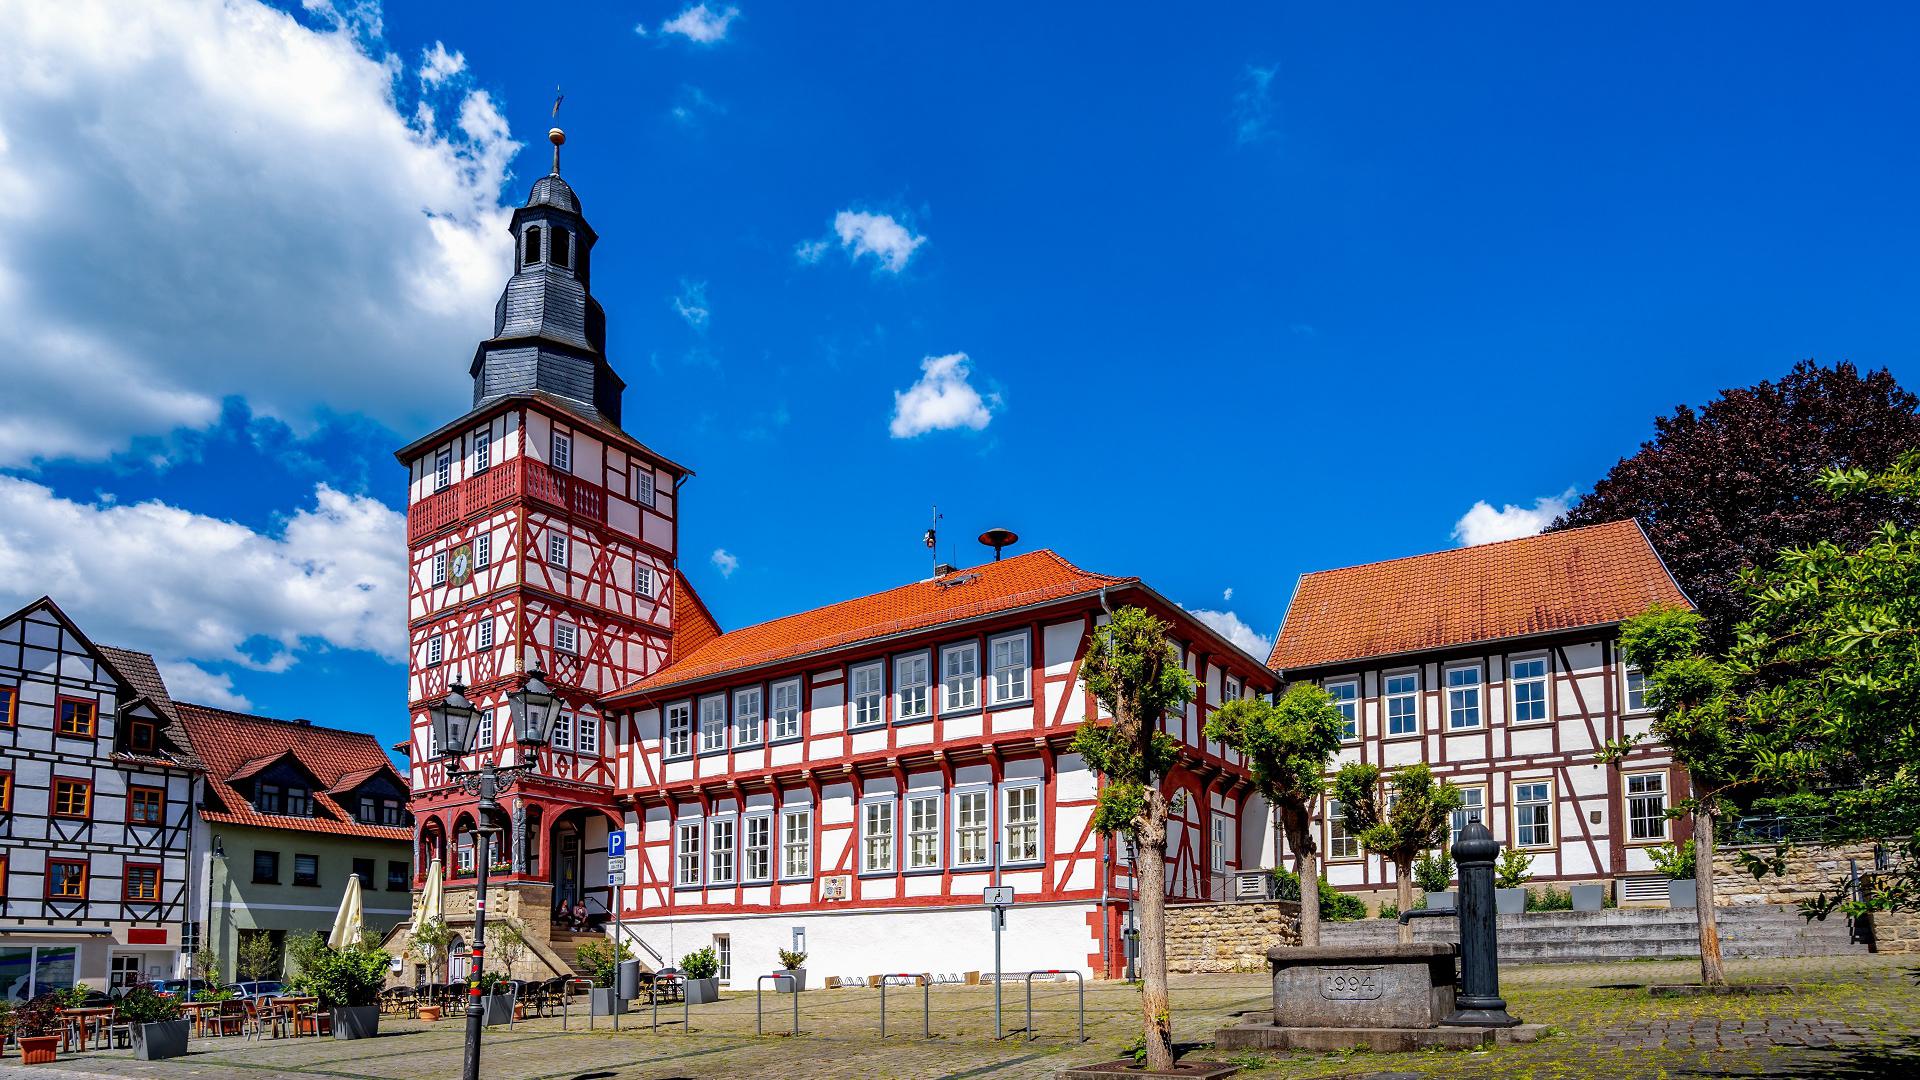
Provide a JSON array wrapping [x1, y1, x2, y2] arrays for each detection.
[[255, 781, 312, 817], [128, 718, 156, 752], [550, 228, 572, 270], [523, 225, 543, 267]]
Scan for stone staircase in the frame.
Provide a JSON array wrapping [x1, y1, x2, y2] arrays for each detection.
[[545, 930, 597, 976], [1316, 904, 1868, 963]]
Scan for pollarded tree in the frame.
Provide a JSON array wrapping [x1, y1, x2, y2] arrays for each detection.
[[1205, 683, 1347, 946], [1332, 762, 1462, 945], [1072, 606, 1197, 1074]]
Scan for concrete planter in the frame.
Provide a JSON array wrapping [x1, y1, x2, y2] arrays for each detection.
[[1424, 890, 1456, 911], [1570, 884, 1605, 912], [773, 968, 806, 993], [683, 977, 720, 1005], [332, 1005, 380, 1040], [589, 988, 629, 1015], [1668, 879, 1697, 909], [482, 995, 514, 1026], [416, 1005, 442, 1022], [133, 1020, 191, 1061], [1495, 887, 1527, 915]]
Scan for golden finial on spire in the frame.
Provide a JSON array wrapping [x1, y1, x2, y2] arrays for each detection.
[[549, 85, 565, 174]]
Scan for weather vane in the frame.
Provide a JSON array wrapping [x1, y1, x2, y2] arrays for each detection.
[[548, 85, 566, 173]]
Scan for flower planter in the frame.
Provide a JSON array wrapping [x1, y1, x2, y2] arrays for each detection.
[[1495, 887, 1527, 915], [18, 1035, 60, 1065], [773, 968, 806, 993], [133, 1018, 191, 1060], [683, 977, 720, 1005], [1424, 890, 1456, 911], [1570, 884, 1605, 911], [416, 1005, 443, 1022], [589, 988, 629, 1015], [333, 1005, 380, 1040], [482, 995, 515, 1026], [1668, 879, 1697, 909]]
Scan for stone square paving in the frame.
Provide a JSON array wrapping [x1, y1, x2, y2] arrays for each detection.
[[4, 955, 1917, 1079]]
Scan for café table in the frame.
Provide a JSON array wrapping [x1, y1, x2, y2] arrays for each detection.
[[54, 1006, 116, 1052], [179, 1000, 221, 1037], [268, 997, 320, 1039]]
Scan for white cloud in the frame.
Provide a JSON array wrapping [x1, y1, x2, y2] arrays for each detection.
[[1223, 587, 1234, 602], [672, 280, 710, 329], [154, 659, 251, 711], [833, 211, 927, 273], [418, 41, 465, 87], [661, 3, 739, 44], [0, 477, 406, 705], [793, 238, 829, 264], [0, 1, 520, 466], [1452, 488, 1576, 546], [670, 84, 725, 126], [1189, 609, 1272, 659], [711, 548, 740, 577], [890, 353, 999, 438], [1233, 63, 1278, 145]]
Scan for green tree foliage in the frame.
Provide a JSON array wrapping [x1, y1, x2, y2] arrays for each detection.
[[407, 918, 456, 983], [284, 941, 393, 1009], [1071, 606, 1195, 1073], [235, 930, 282, 982], [485, 917, 529, 978], [1204, 683, 1346, 945], [679, 945, 720, 981], [1333, 762, 1462, 943], [1494, 849, 1535, 891], [574, 938, 633, 987]]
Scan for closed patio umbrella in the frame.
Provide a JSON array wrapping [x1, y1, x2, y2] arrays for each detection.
[[415, 858, 444, 925], [329, 874, 365, 949]]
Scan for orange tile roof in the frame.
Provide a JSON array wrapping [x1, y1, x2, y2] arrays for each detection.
[[1269, 519, 1689, 671], [671, 569, 721, 661], [175, 702, 411, 841], [609, 549, 1131, 699], [96, 643, 201, 770]]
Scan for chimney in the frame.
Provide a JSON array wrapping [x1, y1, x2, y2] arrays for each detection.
[[934, 562, 958, 577]]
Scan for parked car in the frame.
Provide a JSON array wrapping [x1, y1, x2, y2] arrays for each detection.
[[147, 979, 213, 998], [225, 981, 286, 1001]]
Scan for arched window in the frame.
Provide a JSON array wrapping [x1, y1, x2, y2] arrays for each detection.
[[550, 228, 572, 270], [523, 225, 543, 267]]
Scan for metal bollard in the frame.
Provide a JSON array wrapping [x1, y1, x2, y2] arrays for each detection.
[[877, 973, 930, 1039], [649, 974, 689, 1033], [1022, 970, 1086, 1044], [755, 974, 798, 1036]]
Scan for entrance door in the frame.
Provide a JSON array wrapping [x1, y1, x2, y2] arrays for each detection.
[[556, 831, 581, 909]]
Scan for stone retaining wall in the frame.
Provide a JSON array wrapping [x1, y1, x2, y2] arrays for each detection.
[[1165, 900, 1301, 973], [1711, 839, 1919, 955]]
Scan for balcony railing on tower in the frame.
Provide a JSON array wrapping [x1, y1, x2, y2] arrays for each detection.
[[409, 457, 606, 541]]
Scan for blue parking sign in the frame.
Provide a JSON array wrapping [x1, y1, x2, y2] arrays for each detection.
[[608, 831, 626, 858]]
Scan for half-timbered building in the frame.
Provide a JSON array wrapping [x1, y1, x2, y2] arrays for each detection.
[[0, 598, 202, 999], [1266, 520, 1693, 906]]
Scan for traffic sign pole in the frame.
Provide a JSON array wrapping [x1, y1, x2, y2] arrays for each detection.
[[992, 843, 1002, 1039], [608, 830, 628, 1031]]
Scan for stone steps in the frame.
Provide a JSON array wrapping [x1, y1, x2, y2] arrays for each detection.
[[1315, 905, 1868, 963]]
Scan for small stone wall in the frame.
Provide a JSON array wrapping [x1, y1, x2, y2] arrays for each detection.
[[1873, 911, 1920, 954], [1712, 839, 1920, 955], [1166, 901, 1301, 973]]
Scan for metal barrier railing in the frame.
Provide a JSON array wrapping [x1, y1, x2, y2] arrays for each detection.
[[756, 974, 798, 1036], [560, 977, 593, 1030], [646, 974, 690, 1033], [877, 973, 929, 1039], [1021, 970, 1086, 1043]]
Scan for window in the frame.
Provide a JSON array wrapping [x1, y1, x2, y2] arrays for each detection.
[[477, 618, 494, 650], [551, 431, 572, 473], [895, 653, 930, 721], [907, 793, 941, 870], [771, 680, 801, 741], [523, 225, 542, 266], [110, 954, 142, 990], [294, 854, 319, 886], [1003, 785, 1041, 864], [743, 814, 772, 881], [128, 717, 156, 752], [357, 796, 376, 823], [475, 532, 492, 569], [850, 662, 884, 728], [676, 822, 701, 886], [781, 808, 812, 878], [953, 789, 990, 867], [861, 800, 895, 873], [434, 450, 451, 491], [1446, 665, 1482, 729], [456, 832, 475, 873], [477, 706, 495, 749], [57, 698, 97, 738], [428, 634, 444, 666], [636, 566, 654, 598], [381, 800, 404, 827], [388, 861, 409, 891], [634, 466, 656, 507], [291, 785, 317, 816], [253, 851, 280, 884], [555, 622, 577, 655], [1513, 781, 1553, 848], [0, 771, 11, 813], [1326, 680, 1358, 740], [1451, 787, 1486, 845], [989, 633, 1029, 703], [256, 783, 284, 815], [473, 429, 491, 472], [1224, 677, 1242, 703], [733, 688, 763, 746], [47, 860, 86, 900], [666, 701, 693, 758], [128, 786, 164, 826], [548, 531, 568, 567], [550, 227, 572, 270], [433, 550, 447, 586], [1384, 673, 1419, 736], [1511, 657, 1549, 724], [577, 712, 600, 755], [0, 684, 14, 727], [713, 934, 730, 983], [123, 864, 159, 902], [1627, 773, 1668, 841], [52, 778, 91, 819], [699, 696, 727, 753], [1624, 665, 1648, 712], [353, 858, 375, 886], [942, 643, 978, 711], [551, 708, 573, 752], [708, 818, 736, 885], [1210, 815, 1227, 873], [1326, 799, 1359, 860]]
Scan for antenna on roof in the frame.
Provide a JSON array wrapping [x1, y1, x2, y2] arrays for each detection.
[[924, 506, 943, 577], [978, 527, 1018, 562]]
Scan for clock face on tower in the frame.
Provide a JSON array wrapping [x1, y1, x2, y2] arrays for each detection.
[[449, 543, 474, 588]]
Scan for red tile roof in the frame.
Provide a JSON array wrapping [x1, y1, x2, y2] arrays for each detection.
[[96, 643, 201, 770], [175, 702, 411, 841], [671, 569, 721, 661], [608, 549, 1131, 699], [1269, 519, 1689, 671]]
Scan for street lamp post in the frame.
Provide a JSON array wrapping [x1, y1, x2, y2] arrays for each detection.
[[430, 671, 557, 1080]]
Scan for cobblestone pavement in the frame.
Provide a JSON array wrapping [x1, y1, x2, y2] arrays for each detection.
[[5, 955, 1917, 1079]]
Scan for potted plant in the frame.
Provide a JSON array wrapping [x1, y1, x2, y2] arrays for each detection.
[[460, 971, 515, 1026], [679, 945, 721, 1005], [1413, 850, 1455, 910], [119, 985, 190, 1061], [13, 994, 64, 1064], [1650, 840, 1697, 909], [774, 948, 807, 993], [1570, 881, 1606, 911], [577, 939, 633, 1015], [1494, 848, 1533, 915], [287, 941, 392, 1040]]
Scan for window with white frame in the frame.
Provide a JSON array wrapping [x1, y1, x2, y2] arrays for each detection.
[[477, 706, 495, 749], [781, 807, 811, 878], [1327, 680, 1359, 740], [1451, 786, 1486, 845], [634, 465, 656, 507], [666, 701, 693, 758], [433, 550, 447, 586], [743, 814, 772, 881], [1002, 785, 1041, 863], [427, 634, 444, 666], [895, 653, 930, 721], [733, 687, 763, 746], [475, 532, 492, 569], [1511, 656, 1549, 724], [1326, 799, 1360, 859], [477, 618, 494, 650], [1627, 772, 1668, 841], [576, 712, 599, 755], [771, 679, 801, 740], [708, 817, 736, 884], [942, 642, 978, 711], [473, 429, 491, 472], [551, 431, 572, 473], [861, 800, 895, 873], [675, 821, 701, 886], [1224, 677, 1242, 703], [851, 662, 884, 727], [548, 532, 568, 567], [700, 695, 727, 753], [636, 565, 654, 599], [1385, 672, 1419, 736], [1446, 664, 1482, 729], [434, 450, 451, 491], [990, 633, 1030, 703], [1513, 781, 1553, 848], [1210, 815, 1227, 874], [953, 789, 990, 867], [551, 709, 573, 751], [907, 793, 941, 870], [555, 622, 577, 654], [1624, 665, 1648, 712]]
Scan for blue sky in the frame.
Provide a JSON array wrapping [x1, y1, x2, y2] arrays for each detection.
[[1, 1, 1914, 755]]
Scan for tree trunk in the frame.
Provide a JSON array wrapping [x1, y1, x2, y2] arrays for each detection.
[[1395, 858, 1414, 945], [1280, 803, 1320, 948], [1694, 809, 1726, 986], [1137, 789, 1175, 1073]]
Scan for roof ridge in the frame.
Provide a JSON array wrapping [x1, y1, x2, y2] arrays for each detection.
[[1298, 518, 1637, 579], [175, 700, 384, 742]]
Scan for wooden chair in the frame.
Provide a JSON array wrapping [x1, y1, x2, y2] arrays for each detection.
[[216, 999, 248, 1037]]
